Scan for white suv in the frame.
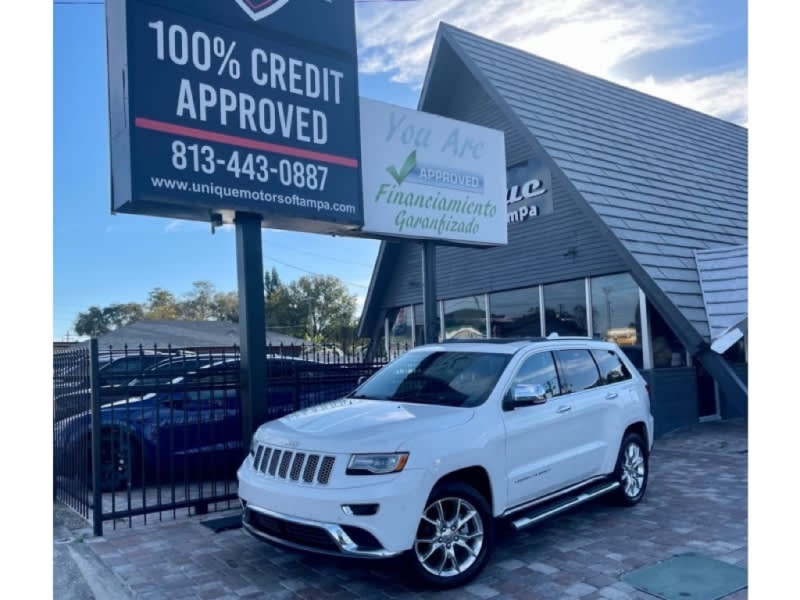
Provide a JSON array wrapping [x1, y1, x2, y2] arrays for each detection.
[[237, 337, 653, 587]]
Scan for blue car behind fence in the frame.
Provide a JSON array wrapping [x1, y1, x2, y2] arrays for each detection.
[[54, 357, 360, 491]]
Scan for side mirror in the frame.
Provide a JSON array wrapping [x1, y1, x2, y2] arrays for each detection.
[[504, 383, 548, 410], [357, 375, 368, 386]]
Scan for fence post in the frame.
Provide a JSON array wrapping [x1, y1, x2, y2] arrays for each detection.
[[89, 339, 103, 537]]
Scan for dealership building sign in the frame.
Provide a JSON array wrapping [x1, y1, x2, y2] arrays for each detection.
[[359, 98, 507, 246], [106, 0, 362, 233], [506, 159, 553, 224]]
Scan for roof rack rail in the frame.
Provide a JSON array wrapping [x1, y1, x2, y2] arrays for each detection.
[[439, 337, 547, 344], [546, 333, 593, 340]]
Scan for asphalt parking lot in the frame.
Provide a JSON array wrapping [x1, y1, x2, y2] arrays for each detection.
[[55, 419, 747, 599]]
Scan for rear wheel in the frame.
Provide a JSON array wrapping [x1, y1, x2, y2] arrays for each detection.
[[613, 432, 648, 505], [407, 482, 494, 588]]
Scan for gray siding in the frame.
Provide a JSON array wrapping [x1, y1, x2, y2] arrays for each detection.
[[695, 245, 748, 340], [642, 368, 699, 438]]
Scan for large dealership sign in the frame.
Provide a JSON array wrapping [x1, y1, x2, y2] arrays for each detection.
[[359, 98, 507, 246], [106, 0, 362, 234]]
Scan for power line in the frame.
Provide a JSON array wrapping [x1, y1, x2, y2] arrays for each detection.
[[267, 257, 368, 289]]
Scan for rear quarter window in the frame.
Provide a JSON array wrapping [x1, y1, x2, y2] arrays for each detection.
[[554, 349, 601, 394], [591, 349, 632, 385]]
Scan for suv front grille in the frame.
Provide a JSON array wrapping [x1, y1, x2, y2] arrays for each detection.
[[253, 444, 335, 485]]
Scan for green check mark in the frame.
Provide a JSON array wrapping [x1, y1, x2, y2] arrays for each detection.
[[386, 150, 417, 185]]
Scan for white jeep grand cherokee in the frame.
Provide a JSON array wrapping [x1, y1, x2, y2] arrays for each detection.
[[237, 338, 654, 587]]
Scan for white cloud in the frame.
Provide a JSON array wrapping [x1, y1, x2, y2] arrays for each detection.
[[356, 0, 746, 124], [621, 69, 748, 125], [164, 220, 183, 233]]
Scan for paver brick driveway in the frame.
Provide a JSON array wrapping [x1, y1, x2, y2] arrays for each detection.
[[82, 419, 747, 599]]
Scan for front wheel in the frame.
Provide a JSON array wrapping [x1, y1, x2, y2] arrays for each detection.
[[613, 432, 648, 505], [407, 482, 494, 588]]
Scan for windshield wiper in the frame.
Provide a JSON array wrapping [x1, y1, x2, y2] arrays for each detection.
[[348, 392, 390, 400]]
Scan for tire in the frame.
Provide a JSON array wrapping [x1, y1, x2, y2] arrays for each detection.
[[612, 432, 648, 506], [406, 481, 495, 588], [92, 429, 140, 492]]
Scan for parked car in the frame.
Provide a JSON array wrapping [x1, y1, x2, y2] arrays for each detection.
[[238, 337, 654, 587], [54, 357, 359, 491], [54, 351, 178, 417]]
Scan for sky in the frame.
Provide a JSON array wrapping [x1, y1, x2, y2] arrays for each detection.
[[53, 0, 747, 341]]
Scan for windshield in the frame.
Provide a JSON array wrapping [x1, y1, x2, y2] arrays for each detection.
[[350, 350, 510, 407]]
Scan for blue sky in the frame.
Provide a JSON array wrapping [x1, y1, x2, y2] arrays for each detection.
[[53, 0, 748, 340]]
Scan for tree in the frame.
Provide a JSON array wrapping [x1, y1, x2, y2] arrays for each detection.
[[180, 281, 216, 320], [103, 302, 145, 329], [212, 291, 239, 322], [74, 306, 111, 337], [145, 288, 180, 320], [264, 267, 282, 297], [263, 267, 305, 336], [287, 275, 357, 343]]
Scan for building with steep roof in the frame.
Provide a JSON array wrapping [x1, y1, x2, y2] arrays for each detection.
[[358, 24, 747, 436]]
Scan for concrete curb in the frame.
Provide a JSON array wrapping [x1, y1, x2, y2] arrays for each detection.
[[54, 501, 133, 599]]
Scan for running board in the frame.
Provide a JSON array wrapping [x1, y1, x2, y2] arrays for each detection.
[[510, 481, 620, 531]]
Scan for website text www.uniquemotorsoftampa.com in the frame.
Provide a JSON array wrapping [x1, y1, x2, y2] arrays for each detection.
[[148, 176, 357, 215]]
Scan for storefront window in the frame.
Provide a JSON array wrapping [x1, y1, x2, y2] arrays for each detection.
[[647, 300, 686, 368], [591, 273, 642, 366], [543, 279, 587, 336], [443, 295, 487, 340], [489, 287, 541, 338], [386, 306, 413, 357]]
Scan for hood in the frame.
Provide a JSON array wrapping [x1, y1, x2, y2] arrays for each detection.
[[257, 398, 474, 453]]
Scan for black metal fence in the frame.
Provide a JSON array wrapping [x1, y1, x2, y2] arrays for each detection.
[[54, 341, 395, 534]]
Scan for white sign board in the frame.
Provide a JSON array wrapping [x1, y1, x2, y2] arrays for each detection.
[[359, 98, 507, 246]]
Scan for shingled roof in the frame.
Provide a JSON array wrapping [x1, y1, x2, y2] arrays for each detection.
[[74, 320, 306, 349], [695, 245, 748, 342], [437, 24, 747, 345]]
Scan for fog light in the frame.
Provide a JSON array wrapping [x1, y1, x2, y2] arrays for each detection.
[[341, 503, 379, 516]]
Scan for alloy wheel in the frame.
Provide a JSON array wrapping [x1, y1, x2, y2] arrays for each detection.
[[414, 496, 484, 578], [621, 441, 645, 498]]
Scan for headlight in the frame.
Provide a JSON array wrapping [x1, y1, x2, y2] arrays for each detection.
[[249, 436, 258, 456], [347, 453, 409, 475]]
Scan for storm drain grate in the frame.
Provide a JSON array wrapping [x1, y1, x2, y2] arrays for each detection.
[[622, 553, 747, 600]]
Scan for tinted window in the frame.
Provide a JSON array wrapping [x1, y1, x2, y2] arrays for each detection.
[[555, 349, 601, 393], [183, 371, 238, 408], [444, 295, 487, 340], [592, 350, 632, 384], [543, 280, 587, 336], [489, 286, 541, 338], [352, 350, 510, 407], [510, 352, 559, 399]]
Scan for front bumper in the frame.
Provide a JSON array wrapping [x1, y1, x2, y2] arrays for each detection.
[[242, 503, 400, 558], [237, 454, 430, 556]]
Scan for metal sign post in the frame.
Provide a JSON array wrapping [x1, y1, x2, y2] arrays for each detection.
[[421, 241, 438, 344], [235, 213, 266, 449]]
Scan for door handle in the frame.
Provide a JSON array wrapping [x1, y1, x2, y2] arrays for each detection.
[[606, 392, 618, 399], [556, 405, 572, 414]]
